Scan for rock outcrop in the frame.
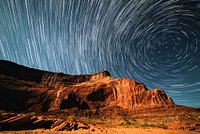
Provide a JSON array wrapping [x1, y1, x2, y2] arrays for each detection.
[[0, 112, 89, 131], [0, 60, 174, 112]]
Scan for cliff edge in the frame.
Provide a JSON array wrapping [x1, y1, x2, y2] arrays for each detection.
[[0, 60, 174, 112]]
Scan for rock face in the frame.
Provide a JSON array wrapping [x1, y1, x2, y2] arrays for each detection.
[[0, 60, 174, 112]]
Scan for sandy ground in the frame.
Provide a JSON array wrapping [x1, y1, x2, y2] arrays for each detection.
[[0, 128, 199, 134], [111, 128, 199, 134]]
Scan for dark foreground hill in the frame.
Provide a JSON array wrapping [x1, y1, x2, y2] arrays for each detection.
[[0, 60, 199, 132]]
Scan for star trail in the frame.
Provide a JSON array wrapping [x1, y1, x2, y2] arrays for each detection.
[[0, 0, 200, 108]]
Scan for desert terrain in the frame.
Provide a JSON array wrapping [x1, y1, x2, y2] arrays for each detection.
[[0, 60, 200, 134]]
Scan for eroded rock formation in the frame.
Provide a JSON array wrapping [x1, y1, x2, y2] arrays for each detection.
[[0, 60, 174, 112]]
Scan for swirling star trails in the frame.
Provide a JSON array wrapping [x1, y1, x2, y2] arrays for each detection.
[[0, 0, 200, 107]]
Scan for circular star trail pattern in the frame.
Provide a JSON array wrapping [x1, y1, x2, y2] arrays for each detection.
[[0, 0, 200, 107]]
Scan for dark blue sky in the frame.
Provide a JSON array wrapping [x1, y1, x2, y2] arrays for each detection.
[[0, 0, 200, 108]]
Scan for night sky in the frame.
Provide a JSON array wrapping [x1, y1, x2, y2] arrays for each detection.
[[0, 0, 200, 108]]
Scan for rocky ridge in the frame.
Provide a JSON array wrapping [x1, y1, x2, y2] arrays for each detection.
[[0, 60, 174, 112]]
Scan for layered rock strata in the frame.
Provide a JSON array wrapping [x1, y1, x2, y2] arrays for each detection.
[[0, 60, 174, 112]]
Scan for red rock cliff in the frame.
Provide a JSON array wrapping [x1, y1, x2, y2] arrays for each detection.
[[0, 60, 174, 112]]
